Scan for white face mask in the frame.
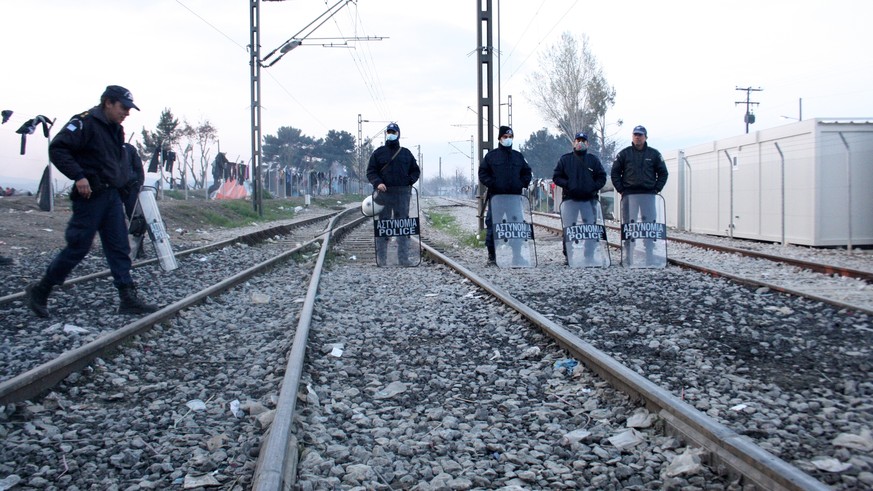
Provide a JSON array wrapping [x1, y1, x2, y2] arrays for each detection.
[[386, 133, 398, 142], [500, 138, 513, 147]]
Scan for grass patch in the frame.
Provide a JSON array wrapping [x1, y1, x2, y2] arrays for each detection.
[[428, 211, 483, 248], [158, 194, 361, 230]]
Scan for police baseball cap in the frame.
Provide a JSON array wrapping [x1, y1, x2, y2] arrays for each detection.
[[386, 122, 400, 133], [574, 132, 588, 141], [632, 125, 647, 136], [103, 85, 140, 111]]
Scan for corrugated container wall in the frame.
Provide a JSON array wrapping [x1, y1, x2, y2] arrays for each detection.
[[661, 119, 873, 247]]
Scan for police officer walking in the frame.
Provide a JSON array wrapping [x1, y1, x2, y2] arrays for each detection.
[[25, 85, 158, 317]]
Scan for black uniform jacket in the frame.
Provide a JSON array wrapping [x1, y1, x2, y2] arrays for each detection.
[[552, 150, 607, 201], [478, 146, 532, 200], [366, 141, 420, 188], [610, 143, 668, 195], [50, 106, 129, 190]]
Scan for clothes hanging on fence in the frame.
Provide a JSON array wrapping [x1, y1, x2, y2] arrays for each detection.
[[164, 151, 176, 172], [15, 115, 52, 155]]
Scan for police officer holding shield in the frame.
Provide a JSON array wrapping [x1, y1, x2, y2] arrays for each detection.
[[366, 122, 420, 266], [479, 125, 533, 265], [121, 142, 144, 219], [25, 85, 158, 317], [610, 125, 668, 263], [553, 132, 607, 262], [122, 142, 149, 260]]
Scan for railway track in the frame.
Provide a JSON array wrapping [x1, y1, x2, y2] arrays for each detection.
[[535, 209, 873, 283], [1, 200, 868, 489], [447, 198, 873, 314], [535, 218, 873, 315], [0, 212, 339, 385]]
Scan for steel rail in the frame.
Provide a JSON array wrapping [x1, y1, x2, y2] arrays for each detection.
[[532, 221, 872, 315], [532, 207, 871, 283], [654, 233, 873, 282], [0, 220, 335, 405], [251, 209, 366, 491], [670, 256, 873, 316], [0, 212, 338, 305], [419, 240, 829, 491]]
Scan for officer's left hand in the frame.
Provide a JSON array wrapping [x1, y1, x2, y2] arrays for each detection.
[[377, 183, 387, 192], [75, 178, 92, 199]]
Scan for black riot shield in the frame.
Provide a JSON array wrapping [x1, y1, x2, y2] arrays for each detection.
[[372, 186, 421, 267], [560, 199, 610, 268], [490, 194, 536, 268], [129, 186, 179, 272], [619, 193, 667, 269]]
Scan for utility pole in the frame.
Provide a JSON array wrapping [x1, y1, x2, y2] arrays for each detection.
[[250, 0, 381, 215], [470, 135, 474, 198], [357, 114, 363, 193], [415, 145, 422, 195], [249, 0, 262, 215], [476, 0, 495, 233], [500, 94, 512, 127], [735, 86, 762, 134]]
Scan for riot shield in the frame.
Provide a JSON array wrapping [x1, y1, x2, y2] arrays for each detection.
[[130, 186, 179, 272], [560, 199, 610, 268], [490, 194, 536, 268], [372, 186, 421, 267], [619, 194, 667, 269]]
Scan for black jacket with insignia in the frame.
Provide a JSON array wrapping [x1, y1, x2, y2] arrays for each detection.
[[49, 105, 129, 190], [366, 140, 420, 188], [552, 150, 607, 201], [610, 143, 668, 195], [478, 145, 532, 200]]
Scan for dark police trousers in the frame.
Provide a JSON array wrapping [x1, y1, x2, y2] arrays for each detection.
[[43, 188, 134, 287], [563, 199, 599, 259], [485, 198, 525, 258], [620, 193, 658, 256]]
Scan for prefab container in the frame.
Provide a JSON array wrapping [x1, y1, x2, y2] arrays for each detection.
[[662, 119, 873, 247]]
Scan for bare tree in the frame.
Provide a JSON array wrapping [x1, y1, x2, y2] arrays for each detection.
[[588, 72, 622, 174], [194, 120, 217, 191], [175, 122, 196, 190], [525, 32, 615, 145]]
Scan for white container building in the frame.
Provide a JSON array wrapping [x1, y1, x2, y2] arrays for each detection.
[[660, 119, 873, 247]]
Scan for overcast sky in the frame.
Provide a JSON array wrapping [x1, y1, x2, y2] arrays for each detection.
[[2, 0, 872, 188]]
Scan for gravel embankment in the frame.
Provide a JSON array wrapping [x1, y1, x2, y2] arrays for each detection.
[[421, 198, 873, 490], [0, 256, 312, 490], [296, 239, 735, 490]]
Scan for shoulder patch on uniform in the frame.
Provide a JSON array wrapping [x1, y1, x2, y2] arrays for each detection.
[[65, 118, 84, 132]]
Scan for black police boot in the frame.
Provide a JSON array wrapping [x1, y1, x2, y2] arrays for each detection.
[[117, 284, 158, 315], [25, 279, 53, 318], [486, 245, 497, 266], [0, 255, 14, 266]]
